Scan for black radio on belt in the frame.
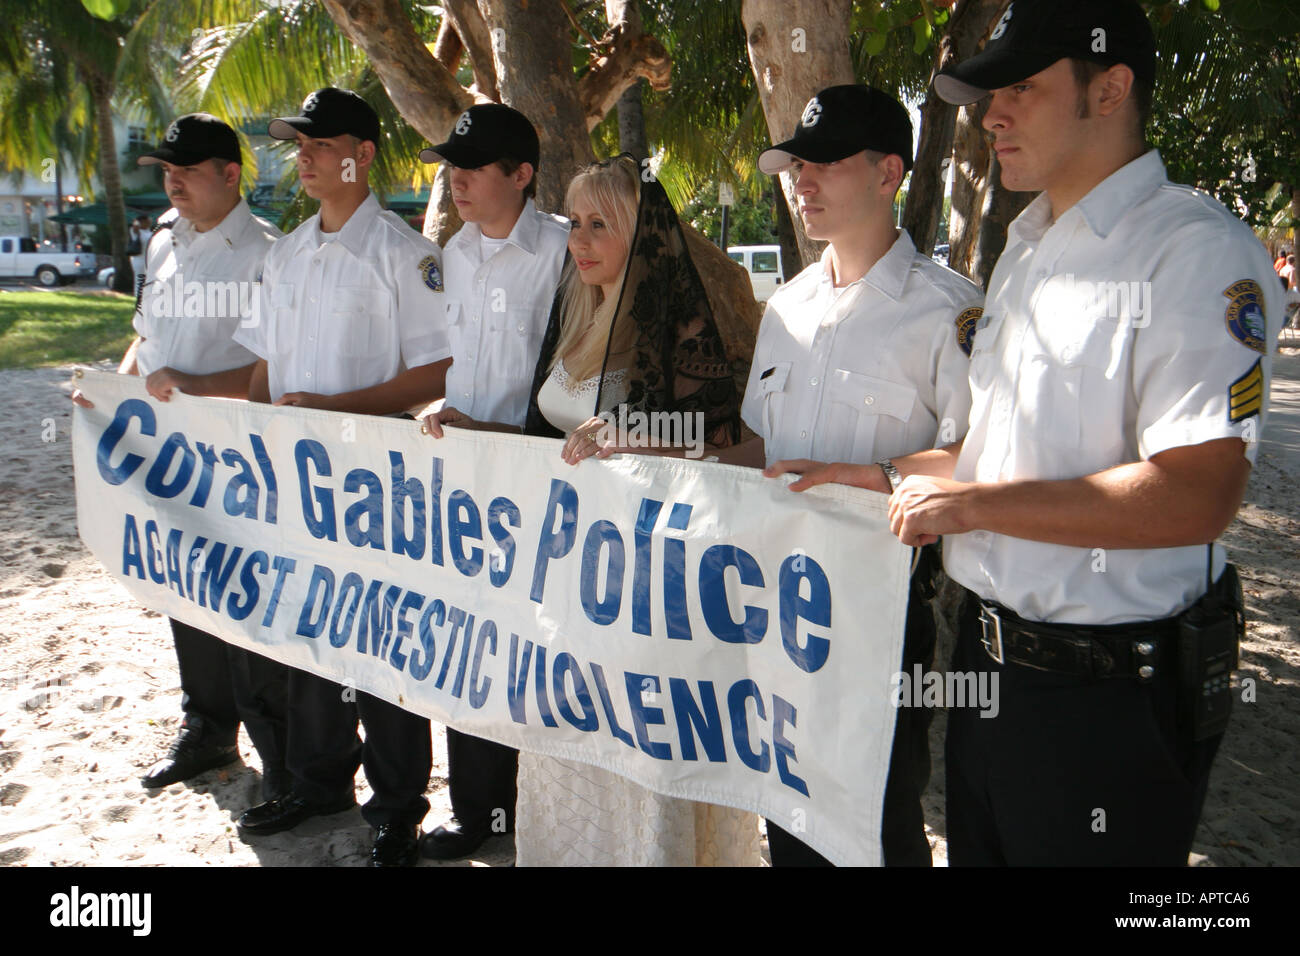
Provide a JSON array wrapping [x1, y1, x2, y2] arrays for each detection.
[[1177, 548, 1243, 742]]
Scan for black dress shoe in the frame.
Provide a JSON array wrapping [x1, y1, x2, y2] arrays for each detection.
[[237, 792, 356, 836], [140, 734, 238, 789], [371, 824, 419, 867], [419, 818, 491, 860]]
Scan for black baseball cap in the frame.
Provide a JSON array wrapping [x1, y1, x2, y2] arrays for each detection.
[[934, 0, 1156, 105], [268, 88, 381, 145], [418, 104, 540, 170], [758, 85, 914, 175], [138, 113, 241, 167]]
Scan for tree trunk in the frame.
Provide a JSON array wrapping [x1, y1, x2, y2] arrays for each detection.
[[902, 0, 1006, 257], [971, 158, 1032, 287], [477, 0, 595, 213], [742, 0, 854, 272], [607, 1, 649, 161], [949, 97, 990, 286], [772, 175, 801, 282], [617, 79, 650, 161], [89, 76, 131, 293]]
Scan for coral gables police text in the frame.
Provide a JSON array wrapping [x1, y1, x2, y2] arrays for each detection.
[[72, 371, 911, 865]]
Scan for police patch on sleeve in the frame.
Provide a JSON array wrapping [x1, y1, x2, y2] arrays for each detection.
[[955, 307, 983, 357], [419, 254, 443, 292], [1228, 358, 1263, 423], [1223, 279, 1266, 353]]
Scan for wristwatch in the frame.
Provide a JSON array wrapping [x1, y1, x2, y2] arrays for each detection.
[[875, 458, 902, 492]]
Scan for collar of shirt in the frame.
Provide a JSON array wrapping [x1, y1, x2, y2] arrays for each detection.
[[814, 228, 915, 302], [287, 191, 382, 260], [169, 196, 257, 253], [1009, 149, 1168, 246], [445, 197, 547, 267]]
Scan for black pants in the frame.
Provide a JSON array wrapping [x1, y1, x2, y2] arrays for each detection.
[[286, 667, 432, 828], [945, 592, 1223, 866], [172, 618, 288, 797], [445, 728, 517, 832], [766, 586, 937, 867]]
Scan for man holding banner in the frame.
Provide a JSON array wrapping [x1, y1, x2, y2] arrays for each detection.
[[414, 104, 570, 861], [231, 88, 451, 867], [774, 0, 1281, 865], [73, 114, 288, 798], [727, 85, 982, 866]]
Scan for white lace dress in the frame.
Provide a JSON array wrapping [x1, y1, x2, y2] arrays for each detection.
[[516, 359, 763, 867]]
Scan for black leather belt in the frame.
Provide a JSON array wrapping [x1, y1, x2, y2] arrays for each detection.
[[975, 599, 1178, 681]]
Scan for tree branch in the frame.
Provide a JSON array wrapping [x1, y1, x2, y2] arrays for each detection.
[[447, 0, 499, 101], [576, 21, 670, 131], [318, 0, 473, 144]]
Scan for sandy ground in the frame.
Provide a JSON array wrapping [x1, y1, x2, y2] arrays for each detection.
[[1, 351, 1297, 868]]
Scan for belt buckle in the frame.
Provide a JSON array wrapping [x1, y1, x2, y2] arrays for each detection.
[[978, 603, 1005, 665]]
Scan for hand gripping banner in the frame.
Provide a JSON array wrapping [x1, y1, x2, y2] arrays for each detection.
[[72, 370, 910, 865]]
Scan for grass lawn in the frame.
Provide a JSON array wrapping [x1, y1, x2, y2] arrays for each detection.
[[0, 289, 136, 369]]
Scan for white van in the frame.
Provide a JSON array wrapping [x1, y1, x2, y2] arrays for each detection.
[[728, 245, 784, 302]]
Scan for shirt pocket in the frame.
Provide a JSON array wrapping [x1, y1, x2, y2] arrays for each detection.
[[754, 360, 791, 441], [827, 369, 917, 462], [486, 303, 548, 380], [267, 282, 297, 355], [968, 311, 1007, 392], [1033, 313, 1123, 450], [331, 287, 393, 359]]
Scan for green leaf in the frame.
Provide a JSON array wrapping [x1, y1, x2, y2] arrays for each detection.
[[81, 0, 130, 19], [864, 30, 888, 56]]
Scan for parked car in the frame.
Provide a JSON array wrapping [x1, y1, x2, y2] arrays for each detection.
[[0, 236, 96, 286], [727, 244, 784, 302], [931, 242, 950, 266]]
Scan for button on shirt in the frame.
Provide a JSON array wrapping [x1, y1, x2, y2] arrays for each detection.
[[442, 198, 569, 427], [234, 192, 450, 399], [741, 230, 981, 466], [133, 199, 279, 377], [944, 151, 1282, 625]]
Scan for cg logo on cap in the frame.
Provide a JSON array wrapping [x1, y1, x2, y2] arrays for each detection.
[[991, 2, 1014, 40], [454, 111, 472, 136], [801, 97, 823, 128], [164, 122, 180, 143], [303, 91, 320, 113]]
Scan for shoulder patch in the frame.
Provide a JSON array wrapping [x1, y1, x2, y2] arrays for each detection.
[[1223, 279, 1266, 353], [955, 306, 983, 357], [1228, 358, 1264, 423], [419, 254, 443, 292]]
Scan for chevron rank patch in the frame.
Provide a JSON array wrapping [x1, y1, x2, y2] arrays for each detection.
[[955, 306, 983, 357], [1228, 358, 1263, 423], [1223, 279, 1266, 353], [419, 254, 443, 292]]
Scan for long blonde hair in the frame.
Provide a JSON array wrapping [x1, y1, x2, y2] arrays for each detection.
[[550, 155, 640, 382]]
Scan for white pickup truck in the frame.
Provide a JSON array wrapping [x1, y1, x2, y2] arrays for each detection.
[[0, 236, 96, 287]]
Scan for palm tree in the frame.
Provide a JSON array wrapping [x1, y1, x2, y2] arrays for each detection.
[[0, 0, 148, 291]]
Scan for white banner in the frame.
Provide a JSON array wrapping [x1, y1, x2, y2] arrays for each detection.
[[71, 369, 910, 865]]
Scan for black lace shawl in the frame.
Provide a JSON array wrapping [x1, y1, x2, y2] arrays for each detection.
[[522, 162, 740, 448]]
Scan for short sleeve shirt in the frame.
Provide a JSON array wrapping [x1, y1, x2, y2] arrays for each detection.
[[741, 230, 982, 466], [234, 192, 450, 399], [133, 199, 280, 377], [944, 151, 1282, 624], [442, 198, 570, 427]]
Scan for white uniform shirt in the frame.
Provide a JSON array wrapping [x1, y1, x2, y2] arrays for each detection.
[[944, 151, 1282, 625], [442, 198, 570, 427], [235, 192, 450, 399], [741, 230, 982, 466], [133, 199, 279, 377]]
